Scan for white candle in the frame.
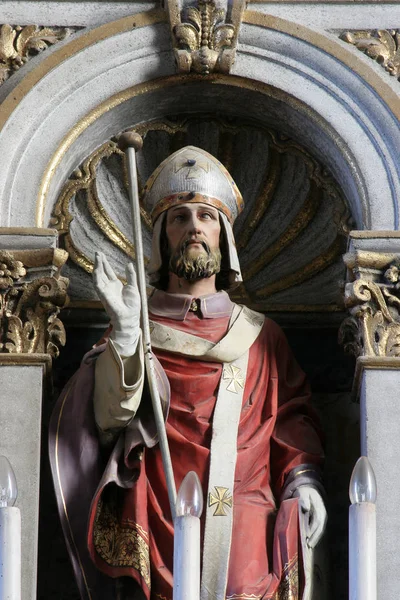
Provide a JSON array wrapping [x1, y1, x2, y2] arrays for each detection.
[[173, 471, 203, 600], [349, 456, 377, 600], [0, 456, 21, 600], [0, 507, 21, 600]]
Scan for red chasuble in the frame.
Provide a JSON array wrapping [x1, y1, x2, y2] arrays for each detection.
[[85, 291, 324, 600]]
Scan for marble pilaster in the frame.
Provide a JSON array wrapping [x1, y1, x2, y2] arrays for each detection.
[[0, 228, 68, 600], [341, 231, 400, 600]]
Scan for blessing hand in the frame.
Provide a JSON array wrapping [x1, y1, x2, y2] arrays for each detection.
[[93, 252, 141, 356], [293, 486, 327, 548]]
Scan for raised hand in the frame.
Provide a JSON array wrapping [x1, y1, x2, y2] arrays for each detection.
[[294, 486, 327, 548], [93, 252, 141, 356]]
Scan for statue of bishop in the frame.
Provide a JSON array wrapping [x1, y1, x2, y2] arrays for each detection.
[[50, 146, 326, 600]]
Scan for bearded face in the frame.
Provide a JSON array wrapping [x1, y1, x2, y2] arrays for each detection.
[[154, 203, 231, 290], [169, 237, 222, 281]]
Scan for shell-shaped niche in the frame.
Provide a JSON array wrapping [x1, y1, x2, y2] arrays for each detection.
[[52, 114, 351, 314]]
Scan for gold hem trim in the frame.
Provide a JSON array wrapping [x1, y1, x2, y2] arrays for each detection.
[[93, 498, 151, 588]]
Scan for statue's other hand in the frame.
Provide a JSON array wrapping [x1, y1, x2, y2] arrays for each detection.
[[293, 486, 327, 549], [93, 252, 141, 356]]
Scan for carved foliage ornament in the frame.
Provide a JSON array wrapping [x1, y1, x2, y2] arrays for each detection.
[[174, 0, 235, 74], [0, 250, 69, 357], [0, 24, 73, 84], [339, 259, 400, 357], [340, 29, 400, 81]]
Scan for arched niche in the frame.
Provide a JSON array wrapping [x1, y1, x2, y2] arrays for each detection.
[[0, 8, 398, 236], [0, 9, 398, 319]]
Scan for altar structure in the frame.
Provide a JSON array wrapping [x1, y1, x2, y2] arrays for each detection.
[[0, 1, 399, 599]]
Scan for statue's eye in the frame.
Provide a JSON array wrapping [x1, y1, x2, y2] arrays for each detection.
[[174, 214, 185, 222]]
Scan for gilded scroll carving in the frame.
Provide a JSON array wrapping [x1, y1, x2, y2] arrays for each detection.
[[339, 253, 400, 357], [0, 24, 74, 84], [0, 250, 69, 357], [174, 0, 235, 74], [169, 0, 245, 74], [340, 29, 400, 80]]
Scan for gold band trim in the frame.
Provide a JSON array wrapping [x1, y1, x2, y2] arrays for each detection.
[[38, 73, 341, 228], [350, 230, 400, 239], [292, 468, 315, 478], [0, 227, 57, 236], [236, 147, 281, 252], [243, 10, 400, 119], [32, 15, 398, 226], [253, 235, 344, 298], [244, 179, 321, 281], [0, 9, 166, 136], [151, 192, 234, 224], [353, 355, 400, 400], [0, 353, 51, 370]]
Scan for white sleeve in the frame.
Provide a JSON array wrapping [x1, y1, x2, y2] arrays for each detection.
[[94, 333, 144, 433]]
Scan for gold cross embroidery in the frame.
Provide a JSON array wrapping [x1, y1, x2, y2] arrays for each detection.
[[222, 364, 244, 394], [208, 486, 233, 516]]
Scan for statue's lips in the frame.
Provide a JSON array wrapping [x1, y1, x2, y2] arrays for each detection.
[[184, 239, 207, 248]]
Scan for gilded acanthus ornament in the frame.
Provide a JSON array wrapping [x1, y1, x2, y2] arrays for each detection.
[[0, 249, 69, 357], [168, 0, 246, 74], [0, 256, 26, 289], [339, 253, 400, 357], [340, 29, 400, 80], [0, 24, 73, 84], [174, 0, 235, 74]]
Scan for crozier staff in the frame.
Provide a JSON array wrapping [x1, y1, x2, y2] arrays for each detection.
[[50, 146, 327, 600], [117, 131, 177, 521]]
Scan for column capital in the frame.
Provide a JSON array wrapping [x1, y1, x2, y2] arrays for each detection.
[[340, 231, 400, 358], [0, 228, 69, 358]]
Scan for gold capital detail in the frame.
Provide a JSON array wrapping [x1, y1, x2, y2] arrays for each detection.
[[208, 486, 233, 516], [222, 364, 244, 393], [0, 249, 69, 357], [340, 29, 400, 81], [0, 24, 76, 85], [172, 0, 236, 74], [339, 252, 400, 357]]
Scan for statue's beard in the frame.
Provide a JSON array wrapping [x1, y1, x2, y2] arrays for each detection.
[[169, 239, 222, 281]]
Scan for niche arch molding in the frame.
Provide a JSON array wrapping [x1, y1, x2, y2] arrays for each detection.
[[0, 8, 398, 232]]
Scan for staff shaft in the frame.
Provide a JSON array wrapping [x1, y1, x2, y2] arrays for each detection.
[[125, 145, 177, 520]]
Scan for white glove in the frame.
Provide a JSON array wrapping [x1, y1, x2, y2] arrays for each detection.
[[93, 252, 141, 357], [293, 485, 327, 548]]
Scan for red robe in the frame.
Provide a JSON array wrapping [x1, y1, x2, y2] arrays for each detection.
[[83, 297, 324, 600]]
